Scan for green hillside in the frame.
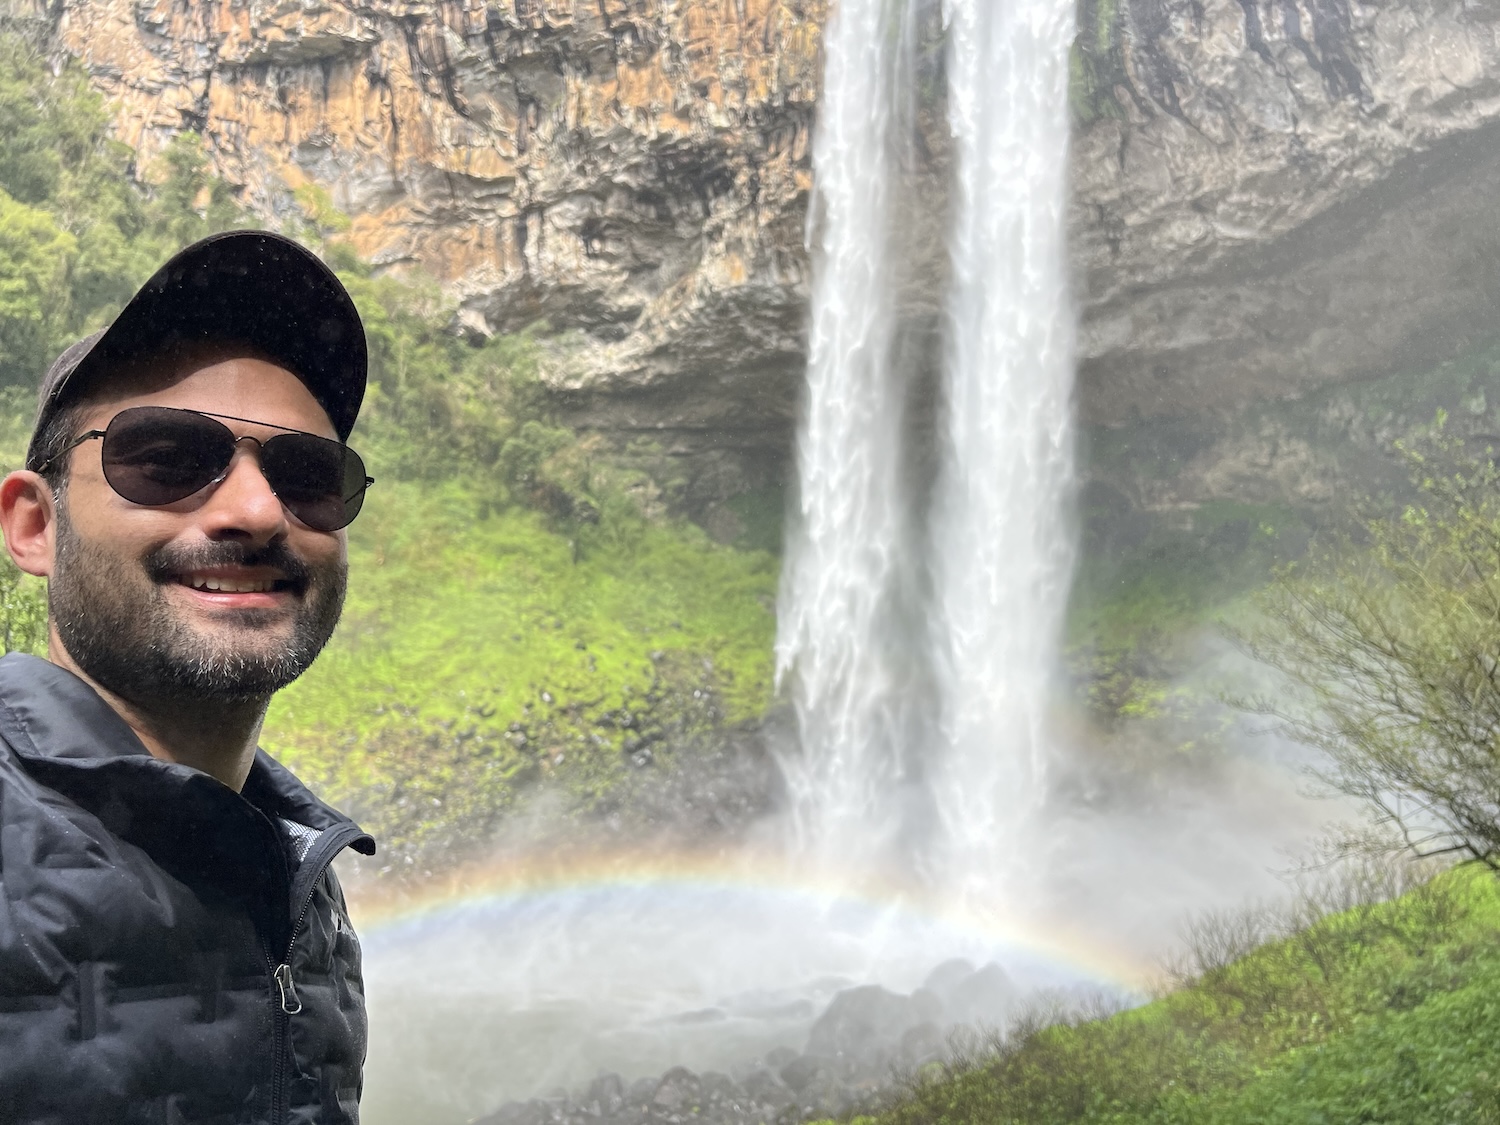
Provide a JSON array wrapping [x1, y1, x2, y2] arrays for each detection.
[[842, 867, 1500, 1125]]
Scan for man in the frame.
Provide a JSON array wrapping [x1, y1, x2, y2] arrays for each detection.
[[0, 230, 377, 1124]]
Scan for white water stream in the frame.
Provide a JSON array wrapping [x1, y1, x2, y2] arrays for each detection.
[[778, 0, 1079, 893], [774, 0, 928, 871], [926, 0, 1080, 890]]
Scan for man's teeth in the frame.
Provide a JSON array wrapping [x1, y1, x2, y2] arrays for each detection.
[[185, 576, 276, 593]]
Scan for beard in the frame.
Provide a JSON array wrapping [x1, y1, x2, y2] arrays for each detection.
[[48, 503, 347, 706]]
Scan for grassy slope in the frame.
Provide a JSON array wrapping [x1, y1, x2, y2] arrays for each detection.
[[846, 869, 1500, 1125], [258, 478, 779, 857], [267, 480, 777, 737]]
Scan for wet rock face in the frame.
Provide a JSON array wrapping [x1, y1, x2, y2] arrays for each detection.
[[33, 0, 1500, 505], [803, 984, 942, 1059], [1072, 0, 1500, 429]]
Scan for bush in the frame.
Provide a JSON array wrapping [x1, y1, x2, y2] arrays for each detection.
[[1234, 424, 1500, 869]]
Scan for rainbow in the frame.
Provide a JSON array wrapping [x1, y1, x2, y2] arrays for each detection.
[[347, 845, 1158, 991]]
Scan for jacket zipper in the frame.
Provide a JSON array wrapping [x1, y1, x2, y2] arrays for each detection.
[[267, 821, 369, 1125], [269, 964, 290, 1125]]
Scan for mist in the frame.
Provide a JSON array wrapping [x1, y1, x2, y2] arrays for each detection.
[[349, 631, 1348, 1125]]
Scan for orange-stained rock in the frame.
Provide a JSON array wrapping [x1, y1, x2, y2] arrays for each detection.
[[41, 0, 824, 494]]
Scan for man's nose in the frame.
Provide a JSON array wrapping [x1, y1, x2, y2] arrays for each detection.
[[197, 444, 290, 543]]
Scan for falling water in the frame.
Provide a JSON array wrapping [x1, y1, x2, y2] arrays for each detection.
[[774, 0, 929, 868], [778, 0, 1079, 889], [926, 0, 1080, 888]]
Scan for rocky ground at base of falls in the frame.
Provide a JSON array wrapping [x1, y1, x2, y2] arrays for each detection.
[[471, 1060, 887, 1125], [473, 959, 1046, 1125]]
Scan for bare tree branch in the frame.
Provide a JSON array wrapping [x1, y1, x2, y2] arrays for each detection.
[[1231, 430, 1500, 869]]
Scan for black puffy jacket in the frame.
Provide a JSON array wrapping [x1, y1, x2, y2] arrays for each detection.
[[0, 653, 376, 1124]]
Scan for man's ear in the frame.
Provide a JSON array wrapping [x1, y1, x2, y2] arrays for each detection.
[[0, 471, 57, 579]]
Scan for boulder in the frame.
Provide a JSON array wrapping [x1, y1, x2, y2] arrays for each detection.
[[805, 984, 931, 1060], [921, 959, 977, 1006], [899, 1021, 947, 1067], [776, 1054, 828, 1093], [739, 1067, 794, 1111], [650, 1066, 702, 1116], [584, 1072, 626, 1117]]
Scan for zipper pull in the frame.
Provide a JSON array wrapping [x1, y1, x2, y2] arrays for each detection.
[[274, 963, 302, 1015]]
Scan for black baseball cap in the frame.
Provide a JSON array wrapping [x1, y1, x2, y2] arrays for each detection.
[[26, 230, 367, 471]]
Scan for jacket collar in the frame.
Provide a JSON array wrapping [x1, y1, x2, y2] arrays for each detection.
[[0, 651, 372, 850]]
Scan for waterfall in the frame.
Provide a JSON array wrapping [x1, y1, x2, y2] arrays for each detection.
[[925, 0, 1079, 886], [774, 0, 928, 868], [778, 0, 1078, 889]]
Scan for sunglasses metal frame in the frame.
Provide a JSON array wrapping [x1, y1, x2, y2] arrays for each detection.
[[39, 406, 374, 530]]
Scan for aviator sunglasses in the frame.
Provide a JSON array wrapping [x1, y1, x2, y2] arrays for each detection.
[[42, 406, 374, 532]]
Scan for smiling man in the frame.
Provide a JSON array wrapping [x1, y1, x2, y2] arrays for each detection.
[[0, 231, 376, 1124]]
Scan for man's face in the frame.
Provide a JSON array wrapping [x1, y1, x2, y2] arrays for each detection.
[[47, 354, 348, 706]]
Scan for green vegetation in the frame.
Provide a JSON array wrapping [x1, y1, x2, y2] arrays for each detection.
[[1235, 425, 1500, 870], [1063, 496, 1309, 731], [0, 33, 244, 387], [1070, 0, 1128, 124], [1070, 499, 1309, 645], [0, 31, 778, 865], [1067, 337, 1500, 730], [724, 485, 786, 554], [837, 864, 1500, 1125], [264, 480, 776, 865]]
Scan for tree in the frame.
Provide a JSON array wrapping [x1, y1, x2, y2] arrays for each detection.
[[0, 34, 64, 206], [0, 31, 205, 380], [0, 189, 76, 384], [1235, 425, 1500, 870], [143, 132, 242, 248]]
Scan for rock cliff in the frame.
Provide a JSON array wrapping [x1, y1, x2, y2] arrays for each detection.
[[28, 0, 823, 501], [18, 0, 1500, 511], [1071, 0, 1500, 421]]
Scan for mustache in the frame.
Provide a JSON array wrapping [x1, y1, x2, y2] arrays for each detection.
[[144, 541, 314, 592]]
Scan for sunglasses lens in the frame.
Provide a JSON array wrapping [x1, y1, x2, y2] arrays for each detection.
[[261, 434, 368, 532], [95, 406, 368, 531], [100, 408, 235, 506]]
